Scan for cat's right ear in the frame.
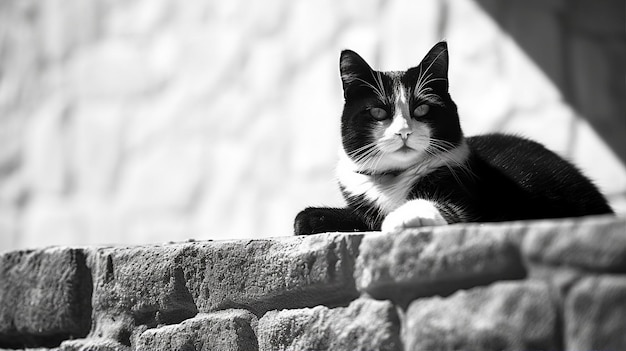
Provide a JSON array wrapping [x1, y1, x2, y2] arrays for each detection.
[[340, 50, 373, 94]]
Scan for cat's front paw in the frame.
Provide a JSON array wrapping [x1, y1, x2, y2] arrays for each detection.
[[381, 199, 447, 232], [294, 208, 325, 235], [294, 207, 370, 235], [294, 207, 348, 235]]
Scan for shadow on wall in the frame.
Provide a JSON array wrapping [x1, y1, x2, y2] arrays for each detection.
[[474, 0, 626, 163]]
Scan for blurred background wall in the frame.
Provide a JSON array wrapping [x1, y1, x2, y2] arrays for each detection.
[[1, 0, 624, 251]]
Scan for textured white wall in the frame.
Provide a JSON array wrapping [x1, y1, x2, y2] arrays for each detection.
[[1, 0, 624, 251]]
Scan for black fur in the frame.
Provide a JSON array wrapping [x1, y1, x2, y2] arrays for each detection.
[[294, 42, 613, 235]]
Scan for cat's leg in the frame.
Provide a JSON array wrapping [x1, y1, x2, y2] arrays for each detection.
[[381, 199, 448, 232], [294, 207, 370, 235]]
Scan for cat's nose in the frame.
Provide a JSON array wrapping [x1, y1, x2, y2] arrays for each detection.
[[396, 130, 412, 140]]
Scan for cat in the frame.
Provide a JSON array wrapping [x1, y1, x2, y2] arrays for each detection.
[[294, 41, 614, 235]]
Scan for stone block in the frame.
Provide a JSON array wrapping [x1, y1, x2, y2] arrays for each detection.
[[136, 310, 257, 351], [565, 275, 626, 350], [355, 223, 526, 304], [526, 263, 584, 304], [60, 339, 129, 351], [257, 298, 401, 351], [522, 215, 626, 270], [89, 233, 362, 345], [403, 281, 558, 350], [0, 248, 92, 348]]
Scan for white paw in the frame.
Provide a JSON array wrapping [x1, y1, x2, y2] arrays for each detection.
[[381, 199, 448, 232]]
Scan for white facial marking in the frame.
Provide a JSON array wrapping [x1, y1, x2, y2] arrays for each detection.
[[368, 81, 432, 173]]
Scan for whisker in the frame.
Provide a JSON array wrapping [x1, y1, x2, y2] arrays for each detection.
[[424, 148, 463, 185], [348, 140, 386, 173], [414, 72, 432, 98], [426, 139, 477, 181], [347, 142, 378, 158], [354, 77, 386, 102], [421, 48, 448, 83], [413, 48, 449, 100], [373, 70, 388, 102]]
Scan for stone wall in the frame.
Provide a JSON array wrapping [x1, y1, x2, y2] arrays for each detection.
[[1, 215, 625, 350], [1, 0, 625, 252]]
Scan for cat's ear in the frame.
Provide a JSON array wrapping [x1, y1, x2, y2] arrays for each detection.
[[340, 50, 374, 93], [414, 41, 449, 90]]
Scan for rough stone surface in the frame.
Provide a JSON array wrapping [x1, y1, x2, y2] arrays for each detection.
[[89, 233, 361, 345], [355, 222, 526, 304], [258, 298, 401, 351], [403, 280, 558, 351], [89, 245, 199, 345], [1, 216, 626, 349], [526, 263, 584, 308], [60, 339, 129, 351], [565, 275, 626, 350], [0, 248, 92, 348], [136, 310, 257, 351], [523, 215, 626, 271]]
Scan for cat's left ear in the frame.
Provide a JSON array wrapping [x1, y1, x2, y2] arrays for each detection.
[[339, 50, 374, 94], [412, 41, 449, 91]]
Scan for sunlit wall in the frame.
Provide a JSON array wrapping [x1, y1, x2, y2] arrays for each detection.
[[1, 0, 624, 251]]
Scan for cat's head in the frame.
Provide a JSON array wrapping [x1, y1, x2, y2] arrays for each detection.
[[339, 41, 463, 174]]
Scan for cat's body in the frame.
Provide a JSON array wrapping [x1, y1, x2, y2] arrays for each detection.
[[294, 42, 613, 235]]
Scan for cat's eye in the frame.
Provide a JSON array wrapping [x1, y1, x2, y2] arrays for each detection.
[[369, 107, 388, 121], [413, 104, 430, 117]]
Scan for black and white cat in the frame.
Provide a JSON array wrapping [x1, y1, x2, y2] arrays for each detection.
[[294, 41, 613, 235]]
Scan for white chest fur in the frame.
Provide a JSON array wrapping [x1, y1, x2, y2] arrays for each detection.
[[336, 142, 470, 215], [337, 160, 416, 215]]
